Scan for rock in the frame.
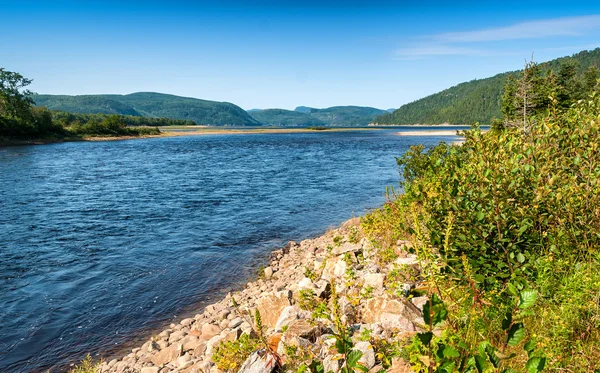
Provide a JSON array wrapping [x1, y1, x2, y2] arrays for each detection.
[[267, 333, 282, 352], [264, 267, 274, 279], [180, 335, 203, 351], [178, 353, 192, 367], [223, 328, 242, 342], [411, 296, 428, 311], [141, 367, 159, 373], [394, 255, 418, 266], [323, 354, 341, 373], [354, 342, 376, 369], [192, 343, 207, 357], [150, 343, 182, 366], [204, 335, 224, 359], [333, 242, 361, 255], [218, 309, 231, 320], [298, 277, 316, 291], [274, 305, 300, 332], [201, 323, 221, 339], [387, 358, 412, 373], [314, 280, 331, 299], [255, 291, 292, 328], [181, 318, 195, 327], [238, 351, 278, 373], [363, 273, 384, 290], [368, 365, 384, 373], [362, 296, 420, 326], [284, 319, 324, 342], [169, 330, 187, 343], [228, 317, 244, 329]]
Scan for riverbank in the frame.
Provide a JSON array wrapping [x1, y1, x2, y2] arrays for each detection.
[[95, 217, 422, 373], [0, 127, 385, 147]]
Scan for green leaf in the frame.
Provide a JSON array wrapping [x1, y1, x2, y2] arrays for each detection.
[[526, 357, 546, 373], [507, 323, 525, 346], [417, 332, 433, 346], [436, 361, 456, 373], [443, 345, 460, 358], [485, 345, 501, 368], [474, 355, 487, 373], [519, 290, 537, 309], [476, 211, 485, 221], [502, 312, 512, 331], [516, 253, 525, 263], [524, 340, 536, 356], [507, 283, 518, 296], [346, 350, 363, 367]]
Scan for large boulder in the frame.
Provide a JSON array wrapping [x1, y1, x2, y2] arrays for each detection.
[[256, 291, 292, 328], [361, 296, 420, 331]]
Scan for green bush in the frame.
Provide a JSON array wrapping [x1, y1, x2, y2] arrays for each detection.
[[362, 90, 600, 371]]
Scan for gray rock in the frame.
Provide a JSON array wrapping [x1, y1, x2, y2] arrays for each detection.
[[354, 341, 376, 369], [238, 351, 278, 373]]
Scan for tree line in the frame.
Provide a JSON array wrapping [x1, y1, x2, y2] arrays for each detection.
[[0, 68, 194, 141]]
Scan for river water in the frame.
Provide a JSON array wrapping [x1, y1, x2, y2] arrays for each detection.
[[0, 128, 459, 372]]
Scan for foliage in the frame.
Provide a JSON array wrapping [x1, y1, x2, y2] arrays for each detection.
[[363, 86, 600, 371], [32, 91, 260, 126], [303, 106, 387, 126], [69, 354, 101, 373], [212, 334, 261, 372], [375, 47, 600, 125]]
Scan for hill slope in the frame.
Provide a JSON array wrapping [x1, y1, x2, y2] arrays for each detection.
[[375, 48, 600, 125], [32, 92, 260, 126], [300, 106, 387, 126], [249, 109, 325, 126]]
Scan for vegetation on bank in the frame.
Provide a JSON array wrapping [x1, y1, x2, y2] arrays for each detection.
[[248, 108, 326, 127], [0, 68, 162, 142], [32, 91, 261, 126], [375, 47, 600, 125], [362, 69, 600, 371]]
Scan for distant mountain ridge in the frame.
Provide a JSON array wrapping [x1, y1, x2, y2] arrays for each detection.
[[375, 48, 600, 125], [247, 105, 387, 126], [33, 92, 260, 126]]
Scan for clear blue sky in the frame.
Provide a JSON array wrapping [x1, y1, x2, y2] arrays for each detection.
[[2, 0, 600, 110]]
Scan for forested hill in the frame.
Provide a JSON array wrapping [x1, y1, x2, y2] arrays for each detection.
[[374, 48, 600, 125], [32, 92, 260, 126], [248, 109, 325, 126], [250, 105, 387, 126]]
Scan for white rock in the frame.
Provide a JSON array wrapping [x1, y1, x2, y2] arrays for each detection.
[[297, 277, 316, 291], [355, 341, 376, 369]]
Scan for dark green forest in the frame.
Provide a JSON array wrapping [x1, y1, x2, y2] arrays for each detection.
[[248, 109, 326, 126], [296, 105, 387, 126], [33, 92, 260, 126], [375, 48, 600, 125]]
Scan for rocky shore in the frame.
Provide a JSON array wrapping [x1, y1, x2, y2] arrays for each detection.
[[99, 218, 424, 373]]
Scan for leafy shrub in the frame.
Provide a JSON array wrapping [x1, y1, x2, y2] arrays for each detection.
[[212, 334, 261, 372]]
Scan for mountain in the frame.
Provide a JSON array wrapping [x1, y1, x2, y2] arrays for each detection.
[[374, 48, 600, 125], [294, 106, 314, 114], [248, 109, 325, 126], [305, 106, 388, 126], [32, 92, 260, 126]]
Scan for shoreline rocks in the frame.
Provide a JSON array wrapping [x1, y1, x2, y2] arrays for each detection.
[[98, 218, 422, 373]]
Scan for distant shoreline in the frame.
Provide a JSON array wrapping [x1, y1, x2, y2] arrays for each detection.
[[0, 127, 385, 147]]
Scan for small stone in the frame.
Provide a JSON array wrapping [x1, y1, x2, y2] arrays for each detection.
[[181, 318, 195, 327], [141, 367, 159, 373], [238, 351, 278, 373], [274, 305, 300, 332], [264, 267, 274, 279], [228, 317, 243, 329]]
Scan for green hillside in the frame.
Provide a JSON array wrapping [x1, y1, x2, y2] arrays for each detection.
[[301, 106, 387, 126], [248, 109, 325, 126], [32, 92, 260, 126], [375, 48, 600, 125]]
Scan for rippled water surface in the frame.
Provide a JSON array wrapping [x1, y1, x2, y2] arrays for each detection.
[[0, 129, 457, 372]]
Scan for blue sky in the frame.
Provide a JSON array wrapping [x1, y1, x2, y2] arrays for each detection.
[[2, 1, 600, 110]]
